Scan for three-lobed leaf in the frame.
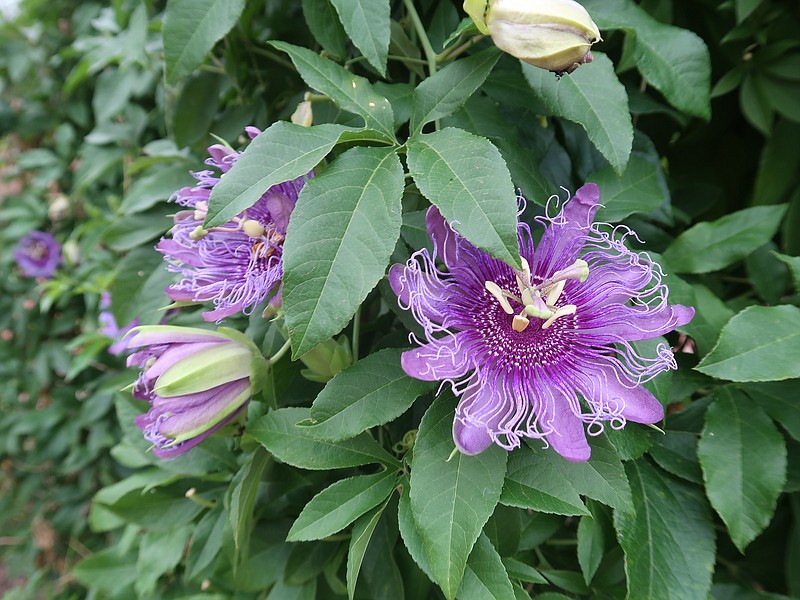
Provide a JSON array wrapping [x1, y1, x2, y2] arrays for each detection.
[[406, 128, 521, 269], [282, 146, 404, 357]]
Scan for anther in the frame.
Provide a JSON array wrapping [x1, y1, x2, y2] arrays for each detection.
[[512, 314, 530, 332], [485, 281, 514, 314], [189, 226, 208, 241]]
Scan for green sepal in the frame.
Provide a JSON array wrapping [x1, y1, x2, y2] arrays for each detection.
[[217, 327, 270, 396], [154, 343, 251, 397]]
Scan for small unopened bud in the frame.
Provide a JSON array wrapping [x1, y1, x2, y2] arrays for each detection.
[[299, 335, 353, 383], [48, 194, 70, 222], [486, 0, 601, 75], [291, 99, 313, 127], [189, 226, 208, 241], [242, 219, 265, 238]]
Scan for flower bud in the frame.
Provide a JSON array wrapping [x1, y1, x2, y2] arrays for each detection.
[[299, 335, 353, 383], [126, 325, 268, 457], [485, 0, 601, 75]]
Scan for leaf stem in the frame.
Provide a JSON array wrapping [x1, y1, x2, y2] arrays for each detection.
[[437, 35, 486, 64], [403, 0, 437, 76]]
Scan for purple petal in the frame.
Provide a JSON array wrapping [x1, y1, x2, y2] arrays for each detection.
[[388, 262, 449, 324], [426, 206, 460, 268], [401, 335, 471, 382], [583, 304, 695, 342], [545, 404, 591, 462], [265, 191, 295, 233], [453, 417, 494, 455], [158, 380, 251, 437]]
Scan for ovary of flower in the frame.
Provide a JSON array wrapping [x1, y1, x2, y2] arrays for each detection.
[[486, 257, 589, 332]]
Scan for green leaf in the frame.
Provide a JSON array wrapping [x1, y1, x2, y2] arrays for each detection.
[[266, 579, 317, 600], [698, 388, 787, 551], [649, 431, 703, 484], [282, 146, 404, 357], [347, 502, 388, 600], [73, 548, 138, 594], [247, 407, 400, 470], [301, 0, 347, 60], [136, 526, 192, 596], [773, 252, 800, 293], [228, 447, 270, 557], [205, 122, 349, 228], [457, 533, 516, 600], [614, 460, 715, 600], [270, 42, 394, 140], [406, 128, 521, 269], [397, 483, 434, 580], [590, 154, 669, 222], [663, 205, 787, 274], [304, 349, 434, 441], [577, 502, 605, 585], [744, 380, 800, 441], [502, 557, 547, 584], [410, 48, 500, 134], [522, 53, 632, 175], [110, 247, 174, 327], [121, 164, 194, 215], [288, 471, 396, 542], [501, 448, 589, 516], [677, 284, 734, 357], [328, 0, 390, 75], [581, 0, 711, 119], [410, 397, 507, 600], [562, 437, 634, 512], [696, 305, 800, 381], [163, 0, 245, 84]]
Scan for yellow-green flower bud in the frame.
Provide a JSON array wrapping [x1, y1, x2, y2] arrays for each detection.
[[299, 335, 353, 383], [486, 0, 601, 75]]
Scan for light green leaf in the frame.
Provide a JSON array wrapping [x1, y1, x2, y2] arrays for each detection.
[[663, 205, 787, 274], [121, 165, 194, 215], [347, 502, 388, 600], [247, 407, 400, 470], [288, 471, 396, 542], [590, 154, 668, 222], [282, 146, 404, 357], [163, 0, 245, 84], [397, 483, 434, 580], [457, 533, 515, 600], [329, 0, 391, 75], [205, 122, 347, 228], [270, 41, 394, 140], [410, 48, 500, 134], [406, 128, 521, 269], [561, 437, 633, 512], [581, 0, 711, 119], [698, 388, 787, 551], [614, 460, 715, 600], [410, 397, 507, 600], [501, 449, 589, 516], [522, 53, 632, 175], [696, 305, 800, 381], [304, 348, 435, 441]]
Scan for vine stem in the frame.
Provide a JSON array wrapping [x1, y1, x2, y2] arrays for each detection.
[[269, 339, 292, 365], [402, 0, 437, 76]]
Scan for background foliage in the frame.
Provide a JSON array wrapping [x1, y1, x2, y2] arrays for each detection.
[[1, 0, 800, 598]]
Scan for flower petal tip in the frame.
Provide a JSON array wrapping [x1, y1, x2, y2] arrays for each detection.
[[453, 418, 494, 456]]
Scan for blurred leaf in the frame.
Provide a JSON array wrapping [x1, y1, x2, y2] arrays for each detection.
[[287, 471, 396, 541], [136, 526, 192, 596], [410, 48, 500, 134], [73, 548, 138, 594], [577, 501, 605, 585], [282, 146, 403, 357], [697, 305, 800, 381], [266, 578, 317, 600], [328, 0, 390, 75], [406, 128, 522, 269], [304, 348, 434, 441], [523, 53, 633, 175], [698, 388, 787, 551], [163, 0, 245, 84], [109, 246, 174, 327], [228, 447, 269, 558], [172, 71, 222, 148], [121, 165, 194, 215], [741, 75, 773, 135], [410, 397, 507, 600], [664, 205, 787, 273], [457, 533, 515, 600], [614, 460, 715, 600], [773, 252, 800, 293]]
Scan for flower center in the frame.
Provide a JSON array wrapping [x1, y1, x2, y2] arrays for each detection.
[[484, 258, 588, 333]]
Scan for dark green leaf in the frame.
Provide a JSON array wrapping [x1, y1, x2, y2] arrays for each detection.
[[744, 380, 800, 441], [649, 431, 703, 484], [577, 502, 605, 585], [136, 526, 192, 596], [347, 501, 388, 600], [590, 154, 668, 222], [457, 533, 515, 600], [301, 0, 347, 60], [282, 146, 404, 357], [73, 549, 138, 594], [121, 164, 193, 215], [328, 0, 391, 75], [228, 447, 270, 556]]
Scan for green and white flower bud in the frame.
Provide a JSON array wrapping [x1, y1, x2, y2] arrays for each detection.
[[485, 0, 601, 75]]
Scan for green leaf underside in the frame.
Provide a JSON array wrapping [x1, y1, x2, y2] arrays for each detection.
[[698, 388, 787, 551], [406, 128, 521, 269], [287, 470, 396, 541], [306, 348, 435, 441], [269, 41, 394, 140], [409, 397, 507, 600], [247, 407, 398, 470], [163, 0, 245, 84], [328, 0, 391, 76], [663, 205, 787, 274], [696, 305, 800, 381], [410, 48, 500, 134], [205, 122, 349, 228], [522, 53, 633, 175], [282, 146, 404, 357], [614, 460, 715, 600]]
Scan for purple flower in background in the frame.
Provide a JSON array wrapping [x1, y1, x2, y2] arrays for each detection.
[[99, 293, 139, 355], [158, 127, 311, 321], [389, 183, 694, 462], [14, 231, 62, 278], [126, 325, 266, 458]]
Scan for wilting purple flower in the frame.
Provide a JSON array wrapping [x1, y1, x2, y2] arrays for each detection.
[[14, 231, 62, 278], [157, 127, 311, 321], [99, 293, 139, 355], [389, 183, 694, 462], [126, 325, 266, 458]]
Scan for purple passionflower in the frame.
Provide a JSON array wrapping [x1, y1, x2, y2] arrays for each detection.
[[126, 325, 267, 458], [157, 127, 311, 322], [99, 293, 139, 355], [14, 231, 62, 279], [389, 183, 694, 462]]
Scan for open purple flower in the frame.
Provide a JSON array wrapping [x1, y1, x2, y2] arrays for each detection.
[[158, 127, 311, 321], [389, 183, 694, 462], [126, 325, 267, 458], [14, 230, 62, 279]]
